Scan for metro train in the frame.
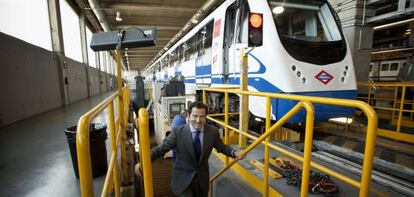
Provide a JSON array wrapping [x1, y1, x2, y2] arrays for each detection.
[[369, 59, 408, 82], [142, 0, 357, 122]]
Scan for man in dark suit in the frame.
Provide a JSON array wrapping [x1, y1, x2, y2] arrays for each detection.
[[144, 101, 241, 196]]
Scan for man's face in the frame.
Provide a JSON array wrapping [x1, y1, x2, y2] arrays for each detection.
[[189, 107, 207, 130]]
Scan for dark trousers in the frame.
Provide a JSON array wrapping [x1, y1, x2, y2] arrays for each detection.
[[176, 176, 207, 197]]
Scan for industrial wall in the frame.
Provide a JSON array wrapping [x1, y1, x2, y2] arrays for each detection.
[[0, 32, 116, 127], [66, 58, 88, 103], [0, 32, 62, 127], [88, 66, 100, 96]]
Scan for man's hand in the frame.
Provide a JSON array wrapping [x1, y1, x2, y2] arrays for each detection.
[[135, 163, 141, 176], [234, 150, 245, 160]]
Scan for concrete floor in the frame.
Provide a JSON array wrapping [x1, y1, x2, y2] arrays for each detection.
[[0, 92, 115, 197]]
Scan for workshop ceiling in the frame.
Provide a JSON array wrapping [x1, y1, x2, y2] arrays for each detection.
[[73, 0, 214, 72]]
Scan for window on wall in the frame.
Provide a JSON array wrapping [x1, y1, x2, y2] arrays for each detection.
[[86, 27, 96, 67], [99, 51, 106, 72], [0, 0, 52, 50], [112, 56, 117, 75], [106, 52, 111, 73], [60, 0, 82, 62]]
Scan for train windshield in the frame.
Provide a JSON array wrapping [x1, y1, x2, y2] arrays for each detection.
[[269, 0, 342, 42], [268, 0, 346, 65]]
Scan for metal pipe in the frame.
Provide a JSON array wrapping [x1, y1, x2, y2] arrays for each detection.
[[299, 101, 315, 197], [371, 47, 414, 54], [374, 18, 414, 31], [115, 48, 128, 183], [108, 102, 120, 197], [87, 0, 110, 32], [263, 97, 272, 197]]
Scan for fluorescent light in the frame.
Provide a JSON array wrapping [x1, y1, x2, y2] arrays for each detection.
[[273, 6, 284, 14], [329, 117, 353, 124]]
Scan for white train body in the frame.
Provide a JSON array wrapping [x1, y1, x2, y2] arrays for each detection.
[[143, 0, 357, 122]]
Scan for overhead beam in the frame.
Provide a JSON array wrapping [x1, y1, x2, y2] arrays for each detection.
[[367, 6, 414, 23], [109, 16, 188, 26], [114, 25, 182, 31]]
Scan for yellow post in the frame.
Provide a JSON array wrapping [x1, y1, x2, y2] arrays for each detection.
[[367, 86, 372, 105], [115, 48, 128, 182], [77, 117, 94, 197], [392, 86, 398, 121], [397, 86, 406, 133], [299, 101, 315, 197], [263, 97, 271, 197], [202, 90, 207, 104], [411, 96, 414, 119], [359, 104, 378, 197], [109, 102, 120, 197], [137, 108, 154, 197], [224, 92, 229, 165], [239, 50, 248, 148]]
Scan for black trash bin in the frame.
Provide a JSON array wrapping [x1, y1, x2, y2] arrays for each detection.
[[65, 123, 108, 178]]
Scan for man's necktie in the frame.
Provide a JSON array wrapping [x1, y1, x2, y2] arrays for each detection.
[[193, 130, 201, 162]]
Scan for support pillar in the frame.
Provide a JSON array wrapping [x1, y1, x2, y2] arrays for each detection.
[[47, 0, 69, 106], [79, 14, 92, 97]]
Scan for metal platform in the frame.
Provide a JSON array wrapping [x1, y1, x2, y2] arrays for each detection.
[[210, 141, 411, 197]]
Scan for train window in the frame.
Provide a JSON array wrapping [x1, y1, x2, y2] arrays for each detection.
[[184, 35, 197, 61], [270, 0, 342, 42], [390, 63, 399, 71], [204, 21, 214, 49], [196, 20, 214, 56], [381, 64, 389, 71], [180, 43, 187, 62]]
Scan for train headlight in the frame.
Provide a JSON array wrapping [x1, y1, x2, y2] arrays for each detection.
[[248, 13, 263, 47]]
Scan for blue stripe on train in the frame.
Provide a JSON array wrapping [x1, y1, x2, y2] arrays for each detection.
[[275, 90, 357, 122]]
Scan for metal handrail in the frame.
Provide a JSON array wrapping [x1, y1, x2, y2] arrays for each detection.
[[76, 86, 130, 197], [358, 82, 414, 143], [204, 87, 377, 197], [209, 101, 314, 197]]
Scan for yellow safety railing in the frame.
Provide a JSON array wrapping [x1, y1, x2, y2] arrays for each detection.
[[135, 108, 154, 197], [203, 88, 377, 197], [358, 82, 414, 143], [76, 86, 130, 197]]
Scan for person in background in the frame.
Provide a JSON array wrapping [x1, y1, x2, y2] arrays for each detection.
[[136, 101, 242, 197], [170, 110, 188, 161], [171, 110, 188, 129], [397, 57, 414, 118]]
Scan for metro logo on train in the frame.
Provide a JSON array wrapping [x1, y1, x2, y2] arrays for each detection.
[[315, 70, 334, 85]]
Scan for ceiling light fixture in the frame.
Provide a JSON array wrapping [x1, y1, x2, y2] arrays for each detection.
[[116, 11, 122, 22], [272, 6, 284, 14]]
